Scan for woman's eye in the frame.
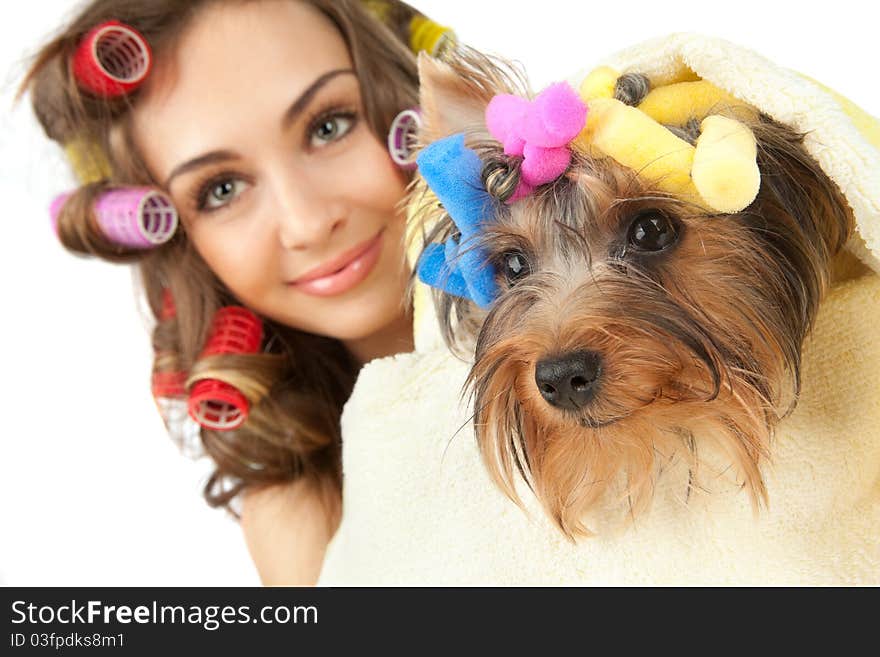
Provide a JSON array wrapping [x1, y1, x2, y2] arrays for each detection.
[[626, 210, 678, 252], [502, 251, 531, 285], [310, 114, 355, 147], [198, 178, 248, 211]]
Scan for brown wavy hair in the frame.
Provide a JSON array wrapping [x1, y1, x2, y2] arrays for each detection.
[[20, 0, 423, 515]]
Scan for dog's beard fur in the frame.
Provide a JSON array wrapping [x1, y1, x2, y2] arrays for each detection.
[[413, 51, 854, 538]]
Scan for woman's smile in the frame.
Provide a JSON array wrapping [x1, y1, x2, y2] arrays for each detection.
[[288, 228, 385, 297]]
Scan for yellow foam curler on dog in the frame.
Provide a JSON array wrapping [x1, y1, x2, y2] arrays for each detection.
[[577, 98, 698, 199], [580, 66, 619, 101], [638, 81, 741, 126], [574, 67, 761, 214], [692, 115, 760, 213]]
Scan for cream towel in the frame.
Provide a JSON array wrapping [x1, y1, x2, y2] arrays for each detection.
[[319, 34, 880, 585]]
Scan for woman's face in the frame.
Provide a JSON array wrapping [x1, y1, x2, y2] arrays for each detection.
[[132, 0, 411, 352]]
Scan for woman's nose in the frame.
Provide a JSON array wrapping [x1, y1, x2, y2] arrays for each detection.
[[272, 171, 346, 250]]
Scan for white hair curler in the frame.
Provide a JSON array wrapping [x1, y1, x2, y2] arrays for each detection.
[[388, 108, 422, 169]]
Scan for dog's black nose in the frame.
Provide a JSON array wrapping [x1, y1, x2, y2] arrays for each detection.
[[535, 351, 602, 411]]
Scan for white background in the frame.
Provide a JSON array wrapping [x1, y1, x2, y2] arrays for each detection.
[[1, 0, 877, 585]]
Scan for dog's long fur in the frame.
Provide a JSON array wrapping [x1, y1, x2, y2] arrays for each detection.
[[413, 51, 854, 538]]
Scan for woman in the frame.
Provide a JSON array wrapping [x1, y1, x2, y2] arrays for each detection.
[[21, 0, 446, 584]]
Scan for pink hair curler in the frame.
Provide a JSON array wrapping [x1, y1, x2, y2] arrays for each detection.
[[49, 187, 178, 248], [72, 20, 152, 97], [49, 191, 74, 235], [388, 108, 422, 169], [188, 307, 263, 432], [93, 187, 178, 248]]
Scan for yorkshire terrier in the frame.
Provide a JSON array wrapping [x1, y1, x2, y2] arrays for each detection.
[[412, 51, 854, 538]]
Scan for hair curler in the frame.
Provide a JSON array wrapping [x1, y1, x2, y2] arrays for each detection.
[[151, 289, 187, 399], [48, 192, 74, 235], [50, 187, 179, 248], [388, 108, 422, 169], [151, 370, 187, 399], [409, 16, 456, 57], [188, 307, 263, 432], [63, 138, 112, 185], [72, 20, 152, 97], [159, 288, 177, 320]]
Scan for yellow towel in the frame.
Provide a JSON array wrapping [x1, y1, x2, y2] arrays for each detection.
[[319, 34, 880, 585]]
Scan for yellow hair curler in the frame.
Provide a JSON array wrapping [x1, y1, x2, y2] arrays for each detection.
[[574, 67, 761, 214], [63, 137, 112, 184], [409, 15, 456, 57], [361, 0, 456, 56]]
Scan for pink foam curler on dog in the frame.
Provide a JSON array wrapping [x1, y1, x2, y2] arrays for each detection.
[[388, 108, 422, 169], [188, 307, 263, 432], [523, 82, 588, 148], [486, 95, 530, 156], [486, 82, 588, 202], [72, 20, 152, 97]]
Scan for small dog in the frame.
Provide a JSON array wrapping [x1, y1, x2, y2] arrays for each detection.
[[413, 51, 854, 538]]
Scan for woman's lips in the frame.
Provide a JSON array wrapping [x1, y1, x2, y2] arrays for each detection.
[[288, 230, 384, 297]]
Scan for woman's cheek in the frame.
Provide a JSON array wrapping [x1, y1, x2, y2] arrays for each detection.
[[344, 130, 408, 207], [193, 222, 275, 297]]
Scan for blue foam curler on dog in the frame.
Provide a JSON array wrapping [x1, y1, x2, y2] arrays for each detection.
[[415, 133, 499, 308]]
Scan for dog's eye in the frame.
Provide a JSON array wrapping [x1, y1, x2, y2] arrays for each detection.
[[502, 251, 531, 285], [627, 211, 678, 252]]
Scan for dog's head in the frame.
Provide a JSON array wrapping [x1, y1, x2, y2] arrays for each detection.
[[413, 51, 854, 537]]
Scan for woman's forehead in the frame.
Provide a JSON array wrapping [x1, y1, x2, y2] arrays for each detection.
[[132, 1, 357, 176], [181, 2, 350, 82], [141, 2, 351, 109]]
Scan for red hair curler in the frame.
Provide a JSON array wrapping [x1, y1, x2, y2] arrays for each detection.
[[72, 20, 152, 97], [188, 307, 263, 431], [151, 370, 187, 399], [160, 288, 176, 321]]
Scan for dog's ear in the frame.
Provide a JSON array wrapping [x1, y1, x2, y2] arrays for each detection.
[[418, 52, 490, 143]]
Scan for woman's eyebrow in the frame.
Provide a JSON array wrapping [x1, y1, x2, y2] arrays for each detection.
[[281, 68, 356, 130], [164, 150, 240, 189], [163, 69, 356, 189]]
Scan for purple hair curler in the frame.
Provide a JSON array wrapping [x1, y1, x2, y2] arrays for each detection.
[[387, 108, 422, 169]]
